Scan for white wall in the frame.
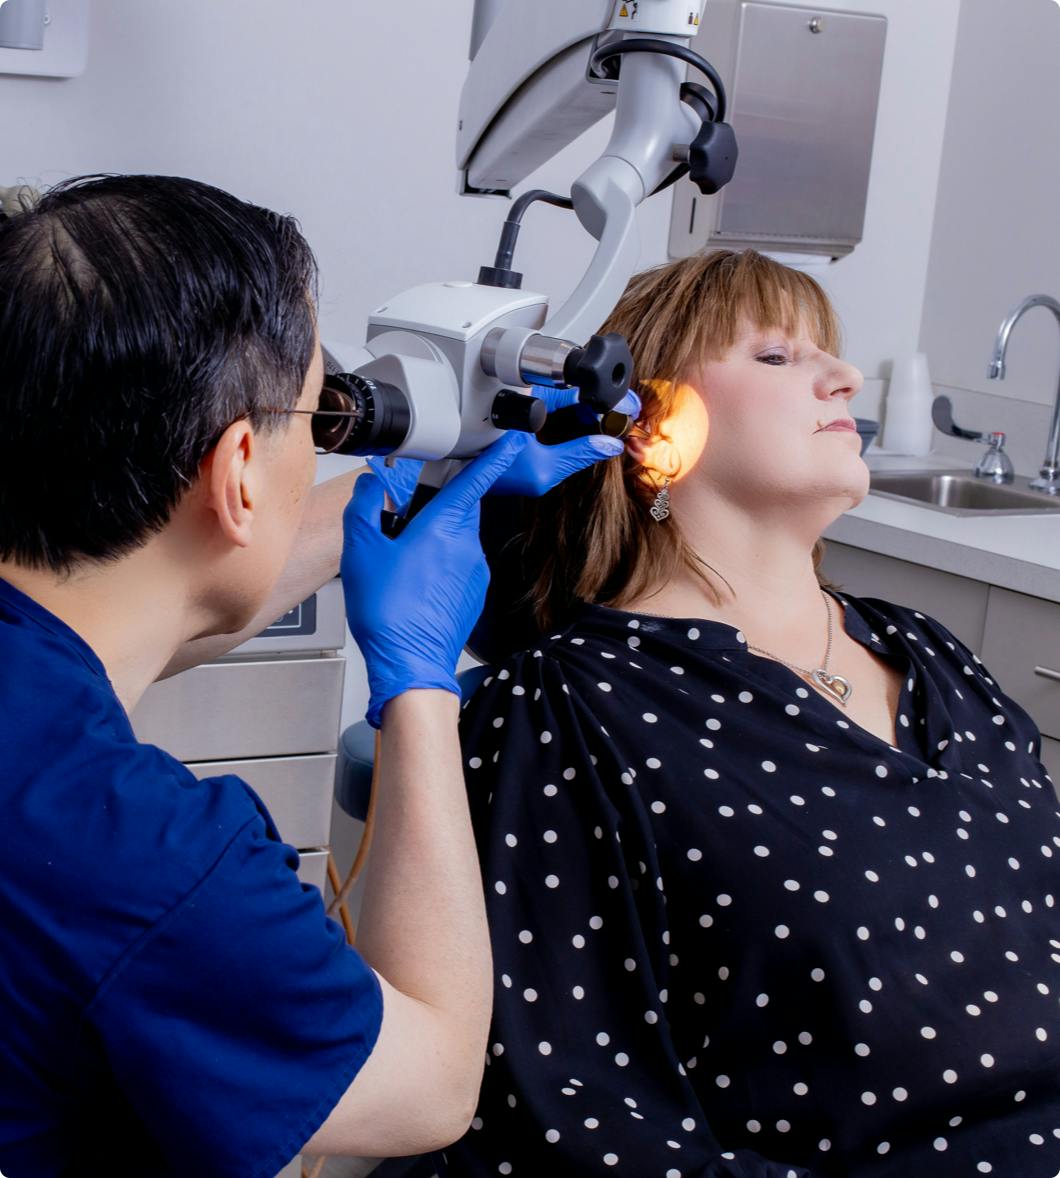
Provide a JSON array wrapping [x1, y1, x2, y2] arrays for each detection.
[[780, 0, 962, 385], [919, 0, 1060, 476]]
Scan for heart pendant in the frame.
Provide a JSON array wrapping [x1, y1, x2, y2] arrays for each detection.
[[650, 504, 670, 522], [812, 669, 853, 706]]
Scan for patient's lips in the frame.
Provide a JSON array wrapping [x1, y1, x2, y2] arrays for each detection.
[[817, 417, 857, 433]]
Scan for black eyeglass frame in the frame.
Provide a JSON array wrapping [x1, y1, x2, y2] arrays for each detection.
[[264, 378, 363, 454]]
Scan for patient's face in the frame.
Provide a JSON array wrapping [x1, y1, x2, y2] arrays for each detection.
[[681, 319, 869, 513]]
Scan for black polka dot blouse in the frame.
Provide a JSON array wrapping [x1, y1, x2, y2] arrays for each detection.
[[442, 592, 1060, 1178]]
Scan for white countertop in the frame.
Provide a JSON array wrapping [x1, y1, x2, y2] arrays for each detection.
[[824, 450, 1060, 605]]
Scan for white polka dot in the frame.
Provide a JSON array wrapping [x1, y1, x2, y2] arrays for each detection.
[[920, 1026, 936, 1040], [543, 830, 558, 844], [798, 1032, 813, 1045], [499, 1164, 512, 1175], [892, 1087, 908, 1101], [523, 988, 538, 1002], [811, 968, 826, 982], [793, 1082, 809, 1096], [739, 691, 754, 703], [717, 894, 732, 907], [572, 986, 585, 1000], [518, 930, 533, 944], [545, 1129, 560, 1143], [761, 760, 777, 773], [814, 890, 830, 903], [572, 934, 585, 948], [589, 916, 603, 929], [943, 1069, 958, 1084], [933, 1137, 948, 1151], [855, 1043, 870, 1057], [861, 1091, 877, 1106], [538, 1041, 552, 1055], [687, 848, 703, 862], [545, 874, 560, 888], [642, 713, 658, 724], [775, 924, 790, 939], [603, 1153, 619, 1166], [784, 879, 801, 892], [980, 1054, 995, 1068], [754, 845, 771, 858]]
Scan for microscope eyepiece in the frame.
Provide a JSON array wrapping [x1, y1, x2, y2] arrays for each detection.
[[319, 372, 412, 456]]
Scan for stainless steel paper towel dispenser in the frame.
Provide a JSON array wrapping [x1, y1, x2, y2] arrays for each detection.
[[670, 2, 887, 261]]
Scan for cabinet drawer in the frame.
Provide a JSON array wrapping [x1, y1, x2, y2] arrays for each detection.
[[187, 754, 336, 849], [980, 589, 1060, 741], [820, 542, 989, 652], [131, 656, 345, 762], [1040, 737, 1059, 796]]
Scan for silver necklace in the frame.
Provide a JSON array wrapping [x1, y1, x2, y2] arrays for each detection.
[[745, 591, 853, 707]]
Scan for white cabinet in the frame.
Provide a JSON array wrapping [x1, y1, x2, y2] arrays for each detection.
[[980, 588, 1060, 743], [820, 542, 989, 652], [823, 541, 1060, 795]]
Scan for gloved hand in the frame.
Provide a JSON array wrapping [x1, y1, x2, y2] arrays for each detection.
[[367, 388, 640, 511], [342, 432, 530, 728]]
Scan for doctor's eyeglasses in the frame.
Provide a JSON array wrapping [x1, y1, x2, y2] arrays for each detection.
[[266, 372, 412, 456], [267, 376, 365, 454]]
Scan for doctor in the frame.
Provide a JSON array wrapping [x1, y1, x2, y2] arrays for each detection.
[[0, 173, 625, 1177]]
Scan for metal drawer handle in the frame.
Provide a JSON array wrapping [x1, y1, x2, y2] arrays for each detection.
[[1034, 666, 1060, 684]]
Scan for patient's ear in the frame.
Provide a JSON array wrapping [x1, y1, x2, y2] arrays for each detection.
[[626, 429, 681, 481]]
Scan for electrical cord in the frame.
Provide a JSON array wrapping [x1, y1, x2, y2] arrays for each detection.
[[589, 37, 728, 122], [494, 189, 575, 271]]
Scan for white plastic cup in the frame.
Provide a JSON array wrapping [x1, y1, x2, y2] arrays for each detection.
[[880, 351, 935, 457]]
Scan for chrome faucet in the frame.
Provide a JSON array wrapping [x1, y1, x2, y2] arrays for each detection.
[[988, 293, 1060, 495]]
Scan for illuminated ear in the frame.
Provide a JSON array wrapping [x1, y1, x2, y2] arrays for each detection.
[[205, 419, 256, 548]]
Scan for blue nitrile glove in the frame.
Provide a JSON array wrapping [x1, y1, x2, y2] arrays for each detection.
[[342, 431, 530, 728], [366, 388, 640, 508]]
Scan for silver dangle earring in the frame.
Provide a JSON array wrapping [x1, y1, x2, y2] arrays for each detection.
[[650, 477, 672, 523]]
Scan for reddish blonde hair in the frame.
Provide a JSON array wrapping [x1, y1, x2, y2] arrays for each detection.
[[527, 249, 842, 629]]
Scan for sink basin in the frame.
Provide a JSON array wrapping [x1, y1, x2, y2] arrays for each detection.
[[869, 470, 1060, 516]]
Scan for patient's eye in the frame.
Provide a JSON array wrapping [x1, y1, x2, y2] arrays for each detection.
[[756, 351, 789, 366]]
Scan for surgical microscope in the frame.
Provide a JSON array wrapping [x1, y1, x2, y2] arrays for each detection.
[[324, 0, 738, 534]]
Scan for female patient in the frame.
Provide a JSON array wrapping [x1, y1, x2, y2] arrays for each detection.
[[444, 250, 1060, 1177]]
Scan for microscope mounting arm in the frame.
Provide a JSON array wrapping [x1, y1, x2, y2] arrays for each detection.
[[331, 0, 737, 531]]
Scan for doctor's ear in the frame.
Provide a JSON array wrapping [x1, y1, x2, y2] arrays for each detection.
[[203, 418, 257, 548]]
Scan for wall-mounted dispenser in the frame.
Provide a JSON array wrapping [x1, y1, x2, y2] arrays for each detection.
[[669, 2, 887, 261], [0, 0, 47, 51], [0, 0, 89, 77]]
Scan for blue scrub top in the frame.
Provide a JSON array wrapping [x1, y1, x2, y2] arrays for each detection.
[[0, 578, 383, 1178]]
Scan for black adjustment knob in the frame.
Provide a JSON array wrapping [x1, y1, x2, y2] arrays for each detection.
[[491, 389, 548, 433], [564, 332, 634, 413], [688, 119, 739, 196]]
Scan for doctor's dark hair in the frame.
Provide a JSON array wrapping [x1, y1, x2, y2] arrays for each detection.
[[526, 249, 841, 629], [0, 173, 318, 573]]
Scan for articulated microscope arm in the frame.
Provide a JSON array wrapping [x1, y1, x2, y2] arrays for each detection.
[[327, 1, 737, 529]]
